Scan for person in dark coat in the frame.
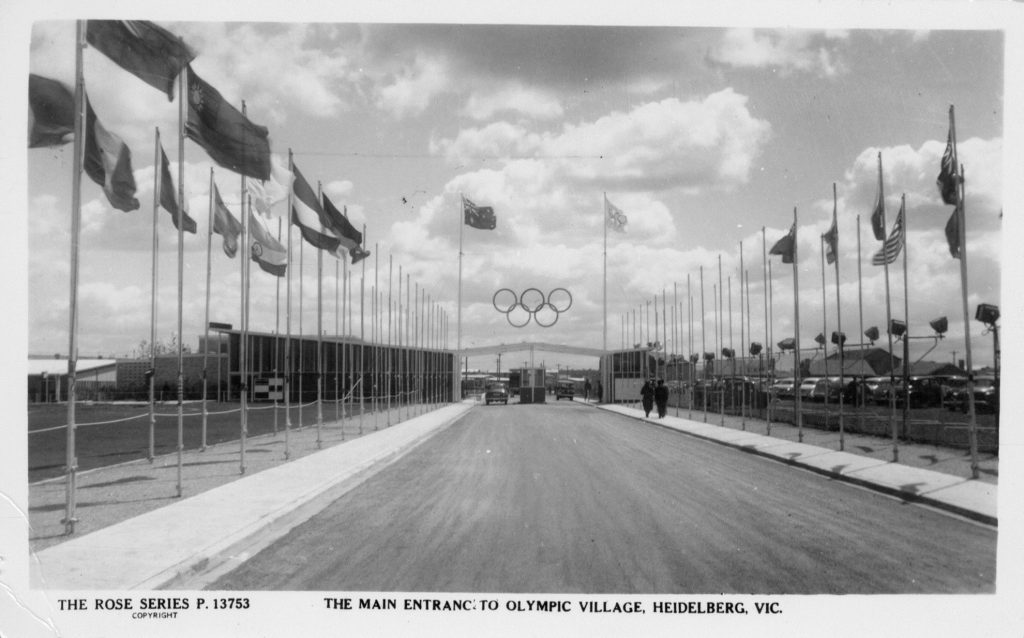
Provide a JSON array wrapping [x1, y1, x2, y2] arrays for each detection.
[[640, 379, 655, 417], [654, 378, 669, 418]]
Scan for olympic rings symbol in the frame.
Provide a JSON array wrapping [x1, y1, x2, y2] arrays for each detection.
[[492, 288, 573, 328]]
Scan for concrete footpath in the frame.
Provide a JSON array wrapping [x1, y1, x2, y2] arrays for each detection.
[[596, 401, 997, 526], [28, 397, 997, 590], [30, 403, 474, 590]]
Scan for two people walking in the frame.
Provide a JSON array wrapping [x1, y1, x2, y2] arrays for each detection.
[[641, 378, 669, 419]]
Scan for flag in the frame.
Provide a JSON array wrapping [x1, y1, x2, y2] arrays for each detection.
[[28, 74, 75, 148], [290, 161, 341, 251], [605, 196, 627, 232], [769, 223, 796, 264], [871, 199, 905, 266], [822, 210, 838, 265], [84, 98, 139, 212], [212, 185, 242, 257], [185, 67, 271, 180], [246, 156, 292, 217], [870, 153, 886, 241], [937, 127, 959, 206], [463, 196, 497, 230], [86, 20, 195, 101], [322, 195, 362, 253], [248, 212, 287, 276], [350, 245, 371, 265], [159, 144, 196, 233], [944, 205, 961, 259]]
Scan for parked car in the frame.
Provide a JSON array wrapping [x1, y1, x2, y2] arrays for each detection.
[[770, 378, 796, 400], [942, 377, 969, 411], [809, 377, 843, 403], [951, 376, 999, 413], [555, 381, 575, 400], [798, 377, 820, 401], [484, 383, 509, 405]]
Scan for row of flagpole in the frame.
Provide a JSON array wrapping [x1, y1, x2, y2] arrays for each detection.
[[602, 105, 979, 476]]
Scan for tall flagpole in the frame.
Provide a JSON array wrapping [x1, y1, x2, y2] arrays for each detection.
[[762, 227, 771, 431], [901, 193, 910, 442], [174, 48, 187, 496], [791, 207, 803, 443], [284, 149, 294, 460], [374, 244, 380, 430], [768, 258, 774, 436], [275, 218, 282, 434], [687, 273, 693, 419], [700, 266, 707, 422], [958, 162, 980, 477], [457, 195, 464, 400], [64, 20, 87, 534], [202, 167, 214, 451], [718, 255, 725, 425], [819, 230, 829, 424], [315, 182, 324, 448], [673, 282, 679, 417], [359, 225, 366, 433], [739, 241, 746, 427], [878, 152, 898, 461], [335, 249, 340, 427], [833, 183, 845, 451], [603, 194, 608, 352], [239, 194, 251, 474], [387, 254, 393, 425], [148, 128, 161, 462], [857, 214, 865, 433], [298, 221, 304, 429]]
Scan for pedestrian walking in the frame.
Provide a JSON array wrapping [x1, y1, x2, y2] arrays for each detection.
[[640, 379, 655, 417], [584, 378, 592, 401], [654, 378, 669, 418]]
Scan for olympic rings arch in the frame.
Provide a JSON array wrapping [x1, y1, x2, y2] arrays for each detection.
[[492, 288, 573, 328]]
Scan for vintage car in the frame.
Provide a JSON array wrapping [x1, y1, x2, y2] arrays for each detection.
[[555, 381, 575, 400], [483, 383, 509, 405]]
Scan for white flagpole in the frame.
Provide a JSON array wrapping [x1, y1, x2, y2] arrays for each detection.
[[820, 231, 829, 424], [673, 282, 679, 417], [373, 244, 380, 430], [768, 258, 774, 436], [688, 273, 693, 419], [174, 50, 187, 496], [700, 266, 707, 422], [791, 207, 803, 443], [63, 20, 87, 533], [284, 151, 294, 460], [604, 194, 608, 353], [762, 227, 772, 432], [202, 167, 214, 451], [298, 222, 304, 430], [718, 255, 725, 425], [877, 153, 898, 461], [149, 128, 161, 461], [740, 241, 746, 427], [901, 193, 910, 442], [335, 249, 340, 428], [833, 183, 845, 451], [457, 195, 464, 400], [359, 225, 366, 433], [857, 214, 865, 434], [239, 194, 251, 474], [387, 254, 393, 425], [315, 182, 324, 449], [275, 218, 282, 435]]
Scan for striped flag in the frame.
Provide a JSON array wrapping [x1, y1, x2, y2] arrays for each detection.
[[85, 20, 195, 101], [249, 211, 287, 276], [212, 185, 242, 257], [937, 128, 959, 206], [871, 198, 905, 266], [290, 161, 341, 252]]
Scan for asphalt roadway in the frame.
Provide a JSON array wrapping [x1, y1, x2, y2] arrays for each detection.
[[211, 400, 996, 594]]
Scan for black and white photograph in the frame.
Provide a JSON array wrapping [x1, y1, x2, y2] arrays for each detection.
[[3, 1, 1022, 636]]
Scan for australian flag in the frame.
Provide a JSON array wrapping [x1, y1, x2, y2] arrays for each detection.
[[463, 196, 497, 230]]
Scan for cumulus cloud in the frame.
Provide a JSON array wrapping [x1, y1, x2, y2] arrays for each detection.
[[374, 54, 450, 119], [436, 89, 772, 194], [709, 29, 849, 77], [462, 83, 564, 121]]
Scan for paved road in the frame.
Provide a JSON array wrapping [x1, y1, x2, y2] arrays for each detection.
[[212, 401, 996, 593]]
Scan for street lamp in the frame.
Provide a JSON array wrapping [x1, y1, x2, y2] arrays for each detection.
[[975, 303, 999, 383]]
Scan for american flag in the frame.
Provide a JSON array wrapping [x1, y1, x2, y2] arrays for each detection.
[[871, 199, 905, 266]]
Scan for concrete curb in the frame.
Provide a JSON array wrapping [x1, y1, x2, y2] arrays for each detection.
[[596, 403, 997, 526], [30, 404, 473, 590]]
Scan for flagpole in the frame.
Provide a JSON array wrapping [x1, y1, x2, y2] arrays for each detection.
[[284, 149, 294, 460], [718, 255, 725, 425], [148, 128, 160, 462], [762, 227, 772, 432], [901, 193, 910, 442], [374, 243, 380, 430], [768, 257, 774, 436], [240, 194, 251, 474], [334, 247, 340, 428], [700, 266, 707, 422], [603, 193, 608, 352], [63, 20, 87, 534], [728, 275, 735, 423], [387, 254, 393, 425], [202, 167, 214, 452], [174, 47, 187, 496], [673, 282, 679, 417], [340, 254, 347, 436], [745, 268, 752, 423], [833, 183, 845, 451], [791, 207, 803, 443], [820, 229, 829, 426], [359, 225, 366, 434], [406, 272, 411, 418], [739, 241, 746, 427], [457, 194, 464, 400], [298, 223, 304, 430], [315, 182, 324, 449], [276, 218, 282, 435], [687, 274, 693, 419], [878, 152, 898, 461], [857, 214, 865, 434]]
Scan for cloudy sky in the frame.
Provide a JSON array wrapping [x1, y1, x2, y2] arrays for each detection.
[[19, 10, 1009, 372]]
